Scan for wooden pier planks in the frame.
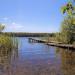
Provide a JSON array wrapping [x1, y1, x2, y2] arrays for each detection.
[[28, 38, 75, 49]]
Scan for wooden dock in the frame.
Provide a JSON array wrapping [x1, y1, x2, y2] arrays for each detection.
[[28, 37, 75, 49], [28, 37, 46, 43]]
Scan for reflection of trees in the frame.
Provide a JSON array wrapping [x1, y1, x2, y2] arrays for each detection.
[[0, 48, 18, 75], [60, 48, 75, 75]]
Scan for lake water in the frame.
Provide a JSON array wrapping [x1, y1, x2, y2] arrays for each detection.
[[0, 37, 75, 75]]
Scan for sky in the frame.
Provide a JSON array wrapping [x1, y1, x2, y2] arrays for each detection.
[[0, 0, 68, 33]]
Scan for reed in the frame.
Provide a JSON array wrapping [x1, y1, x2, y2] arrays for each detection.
[[0, 34, 19, 55]]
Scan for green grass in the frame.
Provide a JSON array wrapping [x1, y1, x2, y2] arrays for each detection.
[[0, 34, 18, 56]]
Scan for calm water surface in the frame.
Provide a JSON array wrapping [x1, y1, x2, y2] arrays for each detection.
[[0, 37, 75, 75]]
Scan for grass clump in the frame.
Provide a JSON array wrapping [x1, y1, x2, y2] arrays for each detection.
[[0, 34, 18, 56], [0, 35, 13, 49]]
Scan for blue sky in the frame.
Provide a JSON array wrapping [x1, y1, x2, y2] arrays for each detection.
[[0, 0, 68, 32]]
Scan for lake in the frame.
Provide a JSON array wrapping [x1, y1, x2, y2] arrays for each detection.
[[0, 37, 75, 75]]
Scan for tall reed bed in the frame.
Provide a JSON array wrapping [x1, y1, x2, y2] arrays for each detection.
[[0, 34, 19, 56]]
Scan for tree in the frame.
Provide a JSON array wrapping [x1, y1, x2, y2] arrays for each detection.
[[0, 23, 5, 32], [60, 16, 75, 44], [56, 0, 75, 44], [61, 1, 75, 16]]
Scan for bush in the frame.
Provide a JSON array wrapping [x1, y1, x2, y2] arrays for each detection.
[[56, 17, 75, 44]]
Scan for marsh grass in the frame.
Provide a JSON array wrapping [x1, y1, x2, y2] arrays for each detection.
[[0, 34, 19, 56]]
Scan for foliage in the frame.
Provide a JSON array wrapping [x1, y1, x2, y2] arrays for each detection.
[[0, 23, 18, 55], [0, 34, 18, 53], [57, 0, 75, 44], [61, 1, 75, 16], [0, 23, 5, 32], [55, 33, 62, 42], [0, 35, 12, 48], [57, 17, 75, 44]]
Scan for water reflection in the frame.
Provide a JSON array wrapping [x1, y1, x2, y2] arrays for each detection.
[[56, 47, 75, 75], [59, 48, 75, 75], [0, 47, 18, 75]]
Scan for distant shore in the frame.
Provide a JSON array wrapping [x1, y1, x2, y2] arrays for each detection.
[[1, 32, 55, 37]]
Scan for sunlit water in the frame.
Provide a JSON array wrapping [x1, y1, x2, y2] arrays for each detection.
[[0, 37, 75, 75]]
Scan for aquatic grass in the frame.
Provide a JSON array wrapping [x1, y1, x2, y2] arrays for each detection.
[[0, 34, 19, 56], [0, 35, 12, 48], [11, 36, 19, 49]]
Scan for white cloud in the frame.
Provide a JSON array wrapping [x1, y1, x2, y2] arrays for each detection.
[[4, 22, 24, 32], [11, 22, 24, 29], [3, 17, 8, 21]]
